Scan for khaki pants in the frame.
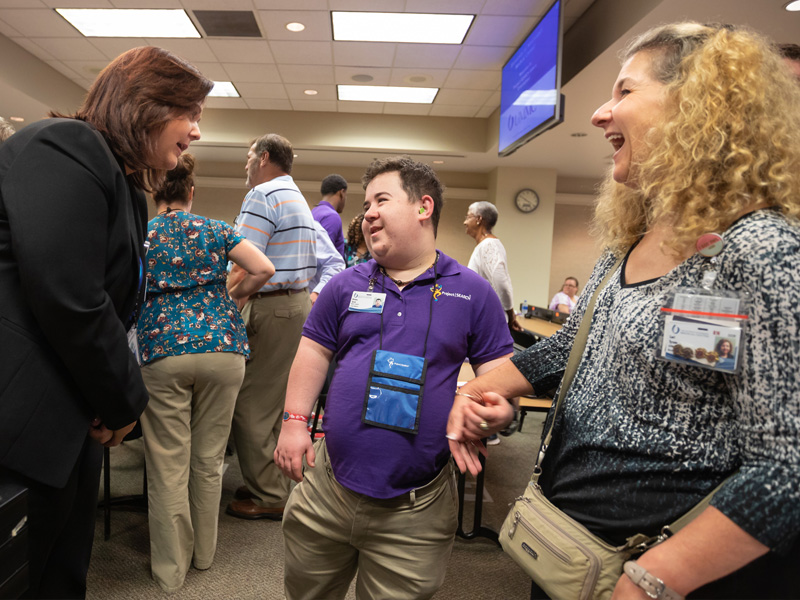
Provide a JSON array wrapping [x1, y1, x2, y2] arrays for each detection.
[[282, 440, 459, 600], [231, 291, 310, 507], [140, 352, 245, 592]]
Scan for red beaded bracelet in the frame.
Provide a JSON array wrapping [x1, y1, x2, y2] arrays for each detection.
[[283, 411, 309, 423]]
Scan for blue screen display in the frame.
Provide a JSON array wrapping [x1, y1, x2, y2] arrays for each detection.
[[498, 0, 561, 155]]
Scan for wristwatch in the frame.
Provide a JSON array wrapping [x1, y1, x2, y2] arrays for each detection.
[[623, 561, 684, 600]]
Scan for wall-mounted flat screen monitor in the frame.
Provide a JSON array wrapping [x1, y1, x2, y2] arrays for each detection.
[[498, 0, 563, 157]]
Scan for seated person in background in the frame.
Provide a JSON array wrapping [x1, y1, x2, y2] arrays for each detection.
[[344, 212, 371, 267], [137, 154, 274, 592], [548, 276, 579, 313], [275, 156, 513, 600]]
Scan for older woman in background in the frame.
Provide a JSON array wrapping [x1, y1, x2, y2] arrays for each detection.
[[451, 23, 800, 599], [137, 154, 273, 592], [464, 201, 522, 332], [0, 46, 212, 598], [548, 276, 579, 313]]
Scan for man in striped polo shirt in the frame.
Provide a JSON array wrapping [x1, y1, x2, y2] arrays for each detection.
[[226, 133, 317, 520]]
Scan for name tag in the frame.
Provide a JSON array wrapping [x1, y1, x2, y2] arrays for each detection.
[[349, 291, 386, 313]]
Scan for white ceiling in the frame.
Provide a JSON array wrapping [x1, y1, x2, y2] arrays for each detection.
[[0, 0, 798, 184]]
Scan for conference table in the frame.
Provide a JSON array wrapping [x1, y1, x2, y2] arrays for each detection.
[[519, 315, 562, 338]]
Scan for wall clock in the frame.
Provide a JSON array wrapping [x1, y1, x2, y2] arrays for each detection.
[[514, 188, 539, 213]]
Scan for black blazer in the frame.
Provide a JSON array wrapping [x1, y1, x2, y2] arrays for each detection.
[[0, 118, 149, 488]]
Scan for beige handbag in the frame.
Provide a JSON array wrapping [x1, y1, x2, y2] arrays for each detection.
[[498, 256, 724, 600]]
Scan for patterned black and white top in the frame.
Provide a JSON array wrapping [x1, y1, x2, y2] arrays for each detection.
[[512, 209, 799, 551]]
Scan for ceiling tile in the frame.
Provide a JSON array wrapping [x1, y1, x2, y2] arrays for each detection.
[[0, 1, 48, 7], [44, 59, 81, 80], [443, 69, 501, 90], [245, 98, 293, 111], [289, 99, 337, 112], [107, 0, 181, 6], [252, 0, 328, 9], [389, 68, 450, 87], [475, 104, 498, 119], [337, 101, 384, 114], [1, 8, 82, 36], [454, 45, 512, 70], [204, 96, 248, 109], [183, 0, 253, 9], [285, 83, 336, 101], [207, 39, 274, 64], [61, 59, 109, 80], [278, 64, 335, 84], [41, 0, 112, 6], [257, 10, 331, 42], [383, 102, 431, 116], [403, 0, 484, 14], [465, 15, 536, 47], [32, 38, 107, 61], [269, 40, 332, 65], [223, 62, 282, 83], [484, 90, 501, 106], [190, 61, 231, 81], [480, 0, 549, 17], [0, 18, 21, 37], [434, 89, 493, 106], [335, 66, 391, 85], [329, 0, 405, 11], [429, 105, 479, 117], [234, 81, 288, 99], [10, 37, 56, 60], [145, 38, 217, 62], [88, 38, 147, 60], [333, 42, 396, 68], [393, 44, 460, 69]]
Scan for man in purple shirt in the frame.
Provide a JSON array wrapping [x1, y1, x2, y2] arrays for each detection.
[[311, 174, 347, 259], [275, 156, 514, 599]]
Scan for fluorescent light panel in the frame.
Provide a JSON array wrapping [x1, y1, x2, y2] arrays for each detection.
[[331, 11, 473, 44], [338, 85, 438, 104], [209, 82, 239, 98], [56, 9, 201, 38]]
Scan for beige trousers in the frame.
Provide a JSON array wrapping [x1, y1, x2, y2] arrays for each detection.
[[282, 439, 459, 600], [231, 290, 310, 507], [140, 352, 245, 592]]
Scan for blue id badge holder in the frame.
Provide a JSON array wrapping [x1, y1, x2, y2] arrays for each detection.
[[656, 234, 748, 374], [363, 349, 427, 434]]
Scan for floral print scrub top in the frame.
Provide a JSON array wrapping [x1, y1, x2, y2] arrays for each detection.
[[137, 210, 249, 365]]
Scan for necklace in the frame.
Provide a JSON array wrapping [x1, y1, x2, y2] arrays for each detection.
[[157, 206, 177, 215], [380, 252, 439, 287]]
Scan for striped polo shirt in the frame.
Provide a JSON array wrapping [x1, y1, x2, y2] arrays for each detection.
[[235, 174, 317, 291]]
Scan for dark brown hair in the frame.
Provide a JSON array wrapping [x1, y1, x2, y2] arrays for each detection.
[[54, 46, 213, 192], [361, 156, 444, 236], [153, 153, 195, 206], [778, 43, 800, 62], [252, 133, 294, 175], [346, 213, 366, 247]]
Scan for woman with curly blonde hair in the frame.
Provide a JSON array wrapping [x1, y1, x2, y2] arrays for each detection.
[[450, 22, 799, 599]]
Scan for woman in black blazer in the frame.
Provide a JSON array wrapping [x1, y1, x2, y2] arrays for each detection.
[[0, 46, 212, 599]]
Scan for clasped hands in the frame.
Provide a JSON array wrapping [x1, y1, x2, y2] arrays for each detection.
[[89, 418, 137, 448], [446, 390, 514, 476]]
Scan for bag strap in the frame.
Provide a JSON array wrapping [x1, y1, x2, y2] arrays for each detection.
[[532, 253, 624, 480]]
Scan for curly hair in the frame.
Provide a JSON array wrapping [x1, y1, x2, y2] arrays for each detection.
[[361, 156, 445, 236], [153, 153, 195, 206], [0, 116, 15, 143], [593, 23, 800, 255], [346, 213, 366, 248]]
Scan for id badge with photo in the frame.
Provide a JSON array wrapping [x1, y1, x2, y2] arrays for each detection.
[[349, 291, 386, 314], [657, 287, 748, 374], [362, 349, 427, 434]]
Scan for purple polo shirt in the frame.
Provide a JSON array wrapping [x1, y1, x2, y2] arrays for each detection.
[[303, 252, 513, 498], [311, 200, 345, 259]]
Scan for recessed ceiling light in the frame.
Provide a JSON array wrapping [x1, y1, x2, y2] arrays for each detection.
[[332, 11, 474, 44], [571, 132, 587, 137], [208, 81, 239, 98], [351, 74, 374, 83], [338, 85, 438, 104], [433, 160, 444, 164], [304, 89, 318, 96], [9, 116, 24, 122], [55, 8, 200, 38], [785, 1, 800, 10], [286, 22, 305, 32]]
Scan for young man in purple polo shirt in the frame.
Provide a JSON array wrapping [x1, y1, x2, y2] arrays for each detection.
[[275, 156, 515, 599]]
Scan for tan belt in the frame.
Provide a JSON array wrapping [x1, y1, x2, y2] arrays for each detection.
[[250, 287, 308, 300]]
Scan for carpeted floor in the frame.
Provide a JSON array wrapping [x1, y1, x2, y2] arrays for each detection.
[[87, 413, 546, 600]]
